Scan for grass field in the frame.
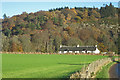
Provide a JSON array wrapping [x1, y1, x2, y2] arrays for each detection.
[[96, 62, 115, 78], [2, 54, 107, 78]]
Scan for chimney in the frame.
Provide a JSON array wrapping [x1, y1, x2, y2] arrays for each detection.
[[77, 44, 79, 47], [60, 45, 62, 48], [95, 45, 97, 47]]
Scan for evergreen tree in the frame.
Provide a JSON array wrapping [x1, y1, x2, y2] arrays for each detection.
[[100, 3, 115, 18], [3, 14, 7, 19]]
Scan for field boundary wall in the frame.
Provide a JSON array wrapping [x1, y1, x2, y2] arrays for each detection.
[[70, 58, 112, 78]]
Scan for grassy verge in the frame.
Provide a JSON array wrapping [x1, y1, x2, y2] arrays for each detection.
[[95, 62, 115, 78]]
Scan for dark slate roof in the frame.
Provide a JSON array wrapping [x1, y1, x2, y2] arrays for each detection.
[[59, 46, 96, 51]]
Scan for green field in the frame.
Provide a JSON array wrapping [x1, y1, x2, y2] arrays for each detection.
[[96, 62, 115, 78], [2, 54, 107, 78]]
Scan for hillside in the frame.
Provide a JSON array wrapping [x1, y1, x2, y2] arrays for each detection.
[[1, 3, 119, 53]]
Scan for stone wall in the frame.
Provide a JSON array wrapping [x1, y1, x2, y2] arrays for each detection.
[[70, 58, 112, 78], [1, 52, 117, 56]]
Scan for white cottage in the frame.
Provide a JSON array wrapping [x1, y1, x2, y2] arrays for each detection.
[[59, 45, 100, 54]]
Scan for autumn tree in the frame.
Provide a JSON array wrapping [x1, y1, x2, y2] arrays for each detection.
[[3, 28, 11, 37], [98, 42, 108, 52], [66, 37, 83, 46], [2, 34, 10, 52], [19, 34, 34, 52], [83, 9, 88, 21], [9, 36, 22, 52], [59, 18, 63, 26], [79, 29, 91, 41], [31, 31, 49, 52], [89, 9, 101, 20], [53, 17, 59, 25], [44, 20, 55, 30], [53, 36, 62, 52]]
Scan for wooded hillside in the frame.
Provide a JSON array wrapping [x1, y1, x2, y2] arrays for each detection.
[[1, 3, 119, 53]]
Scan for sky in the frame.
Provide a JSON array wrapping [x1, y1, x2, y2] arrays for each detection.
[[1, 1, 119, 18], [1, 0, 120, 2]]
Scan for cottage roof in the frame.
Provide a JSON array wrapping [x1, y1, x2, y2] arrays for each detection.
[[59, 46, 96, 51]]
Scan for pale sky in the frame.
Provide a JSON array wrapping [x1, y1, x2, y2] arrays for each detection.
[[0, 0, 119, 18], [1, 0, 120, 2]]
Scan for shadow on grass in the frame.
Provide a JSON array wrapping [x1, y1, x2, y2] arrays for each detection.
[[112, 60, 120, 63], [58, 63, 90, 65]]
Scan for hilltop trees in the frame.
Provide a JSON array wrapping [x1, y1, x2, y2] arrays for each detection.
[[3, 14, 8, 19], [100, 3, 116, 18]]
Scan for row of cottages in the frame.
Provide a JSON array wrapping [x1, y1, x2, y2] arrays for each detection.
[[59, 45, 100, 54]]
